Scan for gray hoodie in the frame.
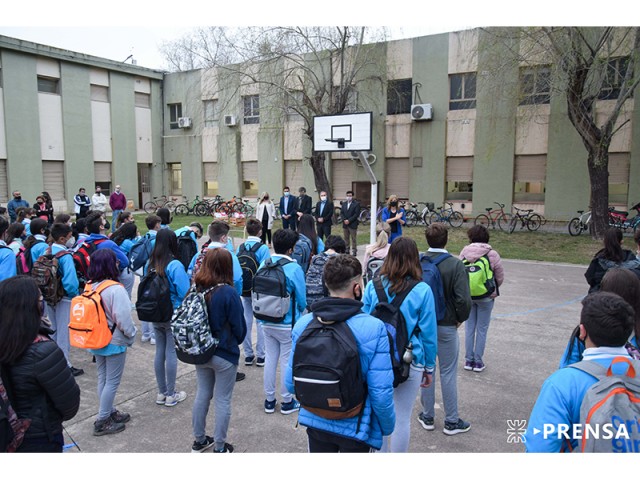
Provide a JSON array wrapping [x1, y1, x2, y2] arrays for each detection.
[[91, 281, 137, 346]]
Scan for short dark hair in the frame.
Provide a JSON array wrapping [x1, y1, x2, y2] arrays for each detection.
[[245, 217, 262, 237], [581, 292, 634, 347], [273, 228, 298, 255], [467, 224, 490, 244], [283, 186, 290, 191], [325, 234, 346, 254], [85, 212, 104, 234], [346, 190, 353, 196], [0, 216, 8, 237], [298, 186, 306, 193], [54, 213, 71, 224], [324, 254, 362, 292], [189, 222, 204, 237], [50, 223, 72, 242], [145, 214, 161, 231], [425, 223, 448, 249], [74, 217, 88, 235], [29, 218, 48, 236], [208, 221, 230, 242]]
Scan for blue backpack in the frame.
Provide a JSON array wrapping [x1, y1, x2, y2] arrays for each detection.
[[419, 253, 450, 323], [128, 233, 154, 274], [292, 234, 312, 274]]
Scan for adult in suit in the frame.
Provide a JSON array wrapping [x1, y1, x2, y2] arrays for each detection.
[[279, 186, 298, 231], [296, 186, 312, 221], [341, 190, 360, 256], [314, 190, 334, 242]]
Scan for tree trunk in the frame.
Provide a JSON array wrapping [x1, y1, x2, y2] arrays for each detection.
[[587, 151, 610, 240], [309, 151, 332, 202]]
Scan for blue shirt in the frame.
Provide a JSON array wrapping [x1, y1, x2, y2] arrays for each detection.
[[51, 243, 79, 298], [86, 233, 129, 269], [29, 235, 49, 266], [0, 240, 16, 282], [188, 242, 243, 295], [164, 259, 191, 309], [319, 201, 327, 216]]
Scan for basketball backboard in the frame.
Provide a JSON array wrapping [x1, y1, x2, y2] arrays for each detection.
[[313, 112, 372, 152]]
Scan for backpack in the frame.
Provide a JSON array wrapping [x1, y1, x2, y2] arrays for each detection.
[[463, 253, 496, 300], [237, 242, 263, 297], [305, 253, 330, 308], [191, 241, 211, 278], [171, 285, 221, 365], [176, 230, 198, 271], [69, 280, 119, 349], [292, 314, 366, 420], [72, 239, 106, 290], [252, 257, 295, 323], [419, 253, 451, 323], [31, 248, 69, 307], [135, 268, 175, 323], [292, 235, 312, 273], [15, 240, 43, 276], [0, 368, 31, 453], [570, 358, 640, 453], [128, 233, 154, 274], [364, 256, 385, 285], [370, 277, 419, 388]]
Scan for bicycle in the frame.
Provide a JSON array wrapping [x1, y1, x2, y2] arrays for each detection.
[[358, 202, 385, 226], [143, 195, 176, 214], [474, 202, 512, 231], [418, 201, 436, 225], [427, 202, 464, 228], [508, 206, 542, 233], [174, 195, 208, 217], [567, 209, 591, 236], [608, 202, 640, 232], [232, 198, 255, 217], [404, 202, 421, 227]]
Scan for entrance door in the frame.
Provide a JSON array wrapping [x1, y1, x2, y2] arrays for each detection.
[[138, 164, 151, 208], [352, 181, 379, 209]]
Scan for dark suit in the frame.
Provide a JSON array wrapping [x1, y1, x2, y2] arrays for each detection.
[[297, 194, 312, 216], [340, 200, 361, 255], [279, 194, 298, 230], [314, 200, 334, 241]]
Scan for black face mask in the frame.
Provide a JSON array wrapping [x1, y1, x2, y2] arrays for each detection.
[[14, 196, 21, 201], [389, 202, 398, 207]]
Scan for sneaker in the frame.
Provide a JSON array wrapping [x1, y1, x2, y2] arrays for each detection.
[[235, 372, 246, 382], [70, 366, 84, 377], [443, 418, 471, 435], [417, 412, 435, 431], [191, 436, 215, 453], [256, 357, 265, 367], [150, 337, 156, 345], [93, 417, 125, 436], [473, 362, 486, 372], [156, 394, 166, 405], [244, 356, 255, 366], [110, 410, 131, 424], [141, 335, 151, 343], [165, 391, 187, 407], [463, 361, 475, 371], [264, 399, 277, 414], [280, 399, 300, 415], [213, 443, 234, 453]]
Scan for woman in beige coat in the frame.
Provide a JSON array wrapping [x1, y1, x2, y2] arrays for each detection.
[[256, 192, 276, 246]]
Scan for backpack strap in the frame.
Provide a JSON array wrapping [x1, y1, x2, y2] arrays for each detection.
[[569, 360, 607, 379], [390, 279, 420, 309], [373, 276, 388, 304], [85, 279, 120, 295], [250, 242, 262, 253]]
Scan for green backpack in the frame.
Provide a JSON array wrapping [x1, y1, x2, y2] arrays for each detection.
[[463, 254, 496, 300]]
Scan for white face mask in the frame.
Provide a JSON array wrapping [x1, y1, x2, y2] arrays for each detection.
[[65, 237, 75, 248], [320, 196, 327, 201], [346, 196, 353, 202]]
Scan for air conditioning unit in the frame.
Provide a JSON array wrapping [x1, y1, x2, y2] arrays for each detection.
[[178, 117, 192, 128], [224, 115, 237, 127], [411, 104, 433, 121]]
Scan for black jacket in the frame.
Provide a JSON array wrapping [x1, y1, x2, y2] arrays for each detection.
[[423, 251, 472, 326], [297, 194, 312, 216], [341, 200, 361, 229], [585, 249, 640, 293], [314, 200, 335, 226]]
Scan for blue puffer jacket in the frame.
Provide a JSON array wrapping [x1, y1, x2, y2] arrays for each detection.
[[285, 297, 396, 449]]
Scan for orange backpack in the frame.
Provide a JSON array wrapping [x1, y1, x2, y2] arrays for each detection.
[[68, 280, 120, 349]]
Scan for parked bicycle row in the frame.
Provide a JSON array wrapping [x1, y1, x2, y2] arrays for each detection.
[[568, 202, 640, 236]]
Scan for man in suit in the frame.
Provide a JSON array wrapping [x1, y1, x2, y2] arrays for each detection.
[[314, 190, 334, 241], [279, 186, 298, 231], [296, 187, 312, 221], [341, 190, 360, 256]]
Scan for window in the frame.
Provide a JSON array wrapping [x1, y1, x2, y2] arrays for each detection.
[[135, 92, 151, 108], [332, 87, 358, 113], [169, 163, 182, 195], [42, 161, 65, 200], [203, 99, 219, 127], [243, 95, 260, 124], [449, 73, 477, 110], [168, 103, 182, 129], [608, 153, 630, 204], [513, 155, 546, 202], [387, 79, 413, 115], [519, 66, 551, 105], [241, 161, 258, 196], [446, 157, 473, 201], [90, 85, 109, 102], [599, 57, 631, 100], [37, 76, 59, 94], [203, 163, 219, 196]]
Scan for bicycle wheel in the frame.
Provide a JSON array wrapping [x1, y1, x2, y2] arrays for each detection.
[[497, 213, 512, 232], [194, 202, 209, 217], [174, 204, 190, 216], [334, 206, 343, 224], [143, 201, 157, 214], [422, 210, 432, 225], [163, 201, 176, 213], [406, 211, 419, 227], [474, 214, 490, 228], [359, 208, 370, 226], [245, 205, 255, 217], [568, 218, 582, 236], [527, 214, 542, 232], [508, 216, 518, 234], [448, 211, 464, 228], [428, 212, 442, 224]]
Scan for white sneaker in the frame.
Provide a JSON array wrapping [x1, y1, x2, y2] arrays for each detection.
[[165, 391, 187, 407], [156, 394, 166, 405], [150, 337, 156, 345]]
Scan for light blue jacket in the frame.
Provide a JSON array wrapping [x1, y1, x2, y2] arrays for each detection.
[[235, 236, 271, 266], [256, 254, 306, 329], [118, 237, 140, 255], [164, 259, 191, 309], [0, 241, 17, 282], [187, 242, 243, 295], [362, 275, 437, 371], [86, 233, 129, 270], [50, 243, 79, 298], [29, 235, 49, 266]]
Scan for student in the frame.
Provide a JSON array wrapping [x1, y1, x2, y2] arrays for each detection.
[[190, 248, 246, 453], [137, 215, 162, 344], [257, 228, 306, 415], [381, 195, 406, 243], [115, 211, 135, 230], [148, 229, 190, 407], [0, 216, 17, 281], [294, 213, 324, 274], [361, 237, 437, 453], [73, 187, 92, 219], [27, 218, 51, 267], [18, 207, 36, 236], [418, 223, 472, 435], [313, 190, 334, 242], [157, 207, 172, 230], [305, 234, 346, 309], [41, 191, 55, 225], [0, 276, 80, 452], [524, 292, 636, 452], [4, 221, 25, 255], [54, 213, 72, 226], [72, 217, 90, 248], [43, 223, 83, 377], [585, 227, 640, 293], [340, 190, 361, 256], [279, 186, 298, 231], [85, 249, 137, 436], [256, 192, 276, 246], [286, 254, 396, 452], [459, 224, 505, 372], [236, 218, 271, 367], [110, 222, 140, 255], [362, 222, 391, 278], [174, 222, 204, 246]]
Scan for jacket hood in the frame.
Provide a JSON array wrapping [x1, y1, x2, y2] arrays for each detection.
[[461, 242, 493, 262], [598, 250, 640, 269], [310, 297, 363, 323]]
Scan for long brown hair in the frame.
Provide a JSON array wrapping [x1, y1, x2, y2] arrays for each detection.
[[194, 247, 234, 290], [379, 237, 422, 294]]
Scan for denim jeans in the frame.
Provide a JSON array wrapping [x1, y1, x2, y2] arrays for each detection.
[[46, 298, 72, 367], [241, 296, 264, 359], [192, 355, 238, 451], [465, 299, 495, 364], [420, 325, 460, 423], [141, 321, 155, 341], [262, 326, 293, 403], [95, 351, 127, 421], [119, 268, 135, 300], [153, 323, 178, 396]]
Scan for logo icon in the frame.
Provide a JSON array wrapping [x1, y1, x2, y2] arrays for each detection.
[[507, 420, 527, 444]]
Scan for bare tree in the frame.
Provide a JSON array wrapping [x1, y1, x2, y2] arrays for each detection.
[[160, 26, 388, 201]]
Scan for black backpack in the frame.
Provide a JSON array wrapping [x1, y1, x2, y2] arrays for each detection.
[[135, 268, 175, 323], [176, 230, 198, 271], [237, 242, 262, 297], [292, 314, 366, 421], [0, 367, 30, 453], [370, 277, 419, 388], [252, 257, 295, 324]]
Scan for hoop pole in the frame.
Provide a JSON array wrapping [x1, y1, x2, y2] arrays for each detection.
[[353, 151, 378, 245]]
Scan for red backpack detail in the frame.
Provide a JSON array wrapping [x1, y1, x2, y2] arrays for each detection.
[[72, 239, 106, 290]]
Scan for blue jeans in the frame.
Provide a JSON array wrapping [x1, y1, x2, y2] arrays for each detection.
[[111, 209, 122, 233], [241, 296, 264, 359], [46, 298, 72, 367], [465, 299, 495, 364], [192, 355, 238, 450], [262, 326, 293, 403], [95, 351, 127, 421], [420, 325, 460, 423], [153, 323, 178, 396]]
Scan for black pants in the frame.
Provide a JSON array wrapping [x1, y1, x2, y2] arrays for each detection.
[[282, 216, 297, 231], [260, 221, 272, 244], [316, 222, 332, 241], [306, 427, 371, 453]]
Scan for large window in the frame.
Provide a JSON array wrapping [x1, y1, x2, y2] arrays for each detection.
[[387, 79, 412, 115], [243, 95, 260, 124], [37, 76, 59, 95], [449, 73, 477, 110], [203, 99, 219, 127], [169, 163, 182, 195], [519, 66, 551, 105], [446, 157, 474, 201], [608, 153, 630, 204], [168, 103, 182, 129], [42, 161, 65, 200], [599, 57, 631, 100], [90, 85, 109, 103], [513, 155, 546, 202]]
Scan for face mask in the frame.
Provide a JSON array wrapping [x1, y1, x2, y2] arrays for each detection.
[[264, 196, 269, 201], [14, 196, 21, 201], [284, 192, 290, 197], [320, 196, 327, 201], [390, 201, 398, 207], [96, 190, 101, 194], [37, 201, 43, 205], [346, 196, 352, 202], [65, 237, 75, 248]]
